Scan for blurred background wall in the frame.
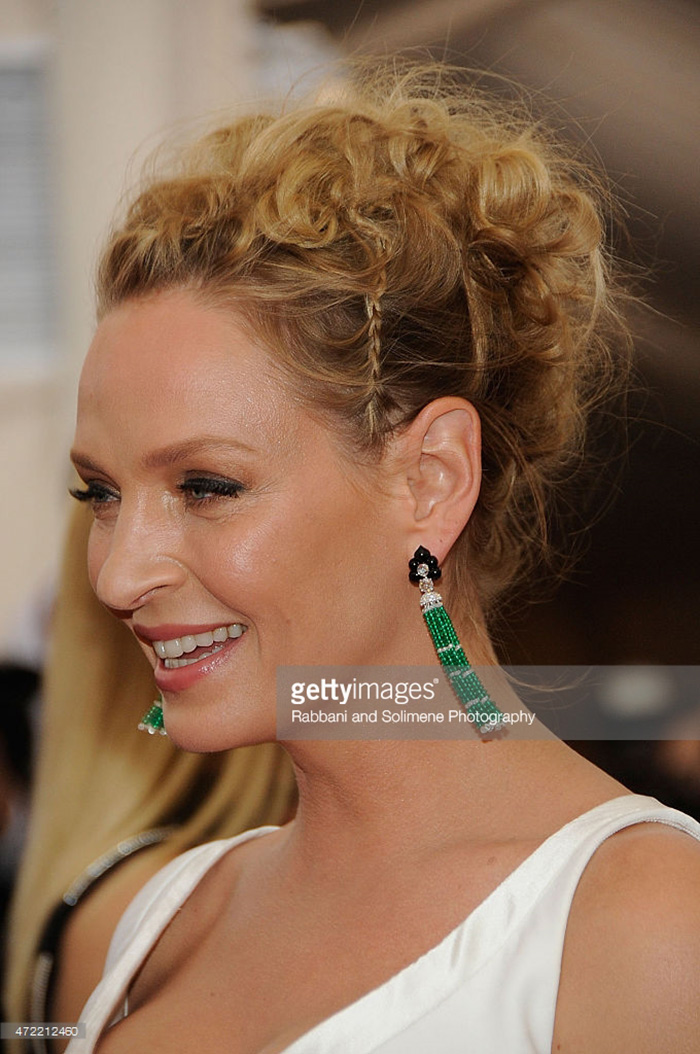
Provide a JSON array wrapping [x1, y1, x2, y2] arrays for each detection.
[[0, 0, 332, 652], [0, 0, 698, 671]]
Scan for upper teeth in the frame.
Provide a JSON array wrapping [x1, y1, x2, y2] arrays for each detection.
[[153, 624, 245, 660]]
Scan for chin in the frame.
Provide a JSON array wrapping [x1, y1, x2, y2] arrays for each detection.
[[161, 701, 277, 754]]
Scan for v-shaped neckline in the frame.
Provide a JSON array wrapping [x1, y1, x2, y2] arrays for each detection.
[[92, 793, 675, 1054], [276, 793, 652, 1053]]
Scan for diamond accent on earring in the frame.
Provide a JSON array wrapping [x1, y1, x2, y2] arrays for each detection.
[[416, 563, 429, 576]]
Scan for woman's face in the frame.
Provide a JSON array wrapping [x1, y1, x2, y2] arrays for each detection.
[[72, 290, 416, 750]]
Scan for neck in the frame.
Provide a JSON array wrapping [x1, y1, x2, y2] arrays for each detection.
[[280, 735, 573, 883], [275, 614, 539, 878]]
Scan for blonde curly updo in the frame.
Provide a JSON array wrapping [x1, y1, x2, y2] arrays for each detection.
[[97, 62, 628, 614]]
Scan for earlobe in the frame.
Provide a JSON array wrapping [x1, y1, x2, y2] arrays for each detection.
[[402, 397, 482, 552]]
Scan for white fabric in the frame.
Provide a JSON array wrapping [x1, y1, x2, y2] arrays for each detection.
[[66, 795, 700, 1053]]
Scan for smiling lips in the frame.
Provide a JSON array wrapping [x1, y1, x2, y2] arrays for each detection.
[[153, 623, 247, 669]]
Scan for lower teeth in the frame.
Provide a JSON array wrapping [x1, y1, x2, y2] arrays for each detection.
[[163, 643, 226, 669]]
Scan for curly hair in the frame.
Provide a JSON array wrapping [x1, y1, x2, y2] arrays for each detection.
[[96, 62, 629, 614]]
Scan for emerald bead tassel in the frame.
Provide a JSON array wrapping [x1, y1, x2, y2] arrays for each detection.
[[138, 693, 167, 736], [410, 546, 505, 735], [423, 604, 505, 732]]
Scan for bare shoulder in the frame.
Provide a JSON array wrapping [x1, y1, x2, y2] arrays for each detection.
[[553, 821, 700, 1054], [51, 845, 175, 1051]]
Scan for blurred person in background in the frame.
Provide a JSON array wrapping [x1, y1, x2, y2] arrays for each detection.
[[0, 662, 36, 1018]]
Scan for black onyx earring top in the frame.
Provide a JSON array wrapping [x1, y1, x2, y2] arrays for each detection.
[[410, 546, 506, 735]]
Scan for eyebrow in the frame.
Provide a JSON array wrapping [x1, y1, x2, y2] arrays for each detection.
[[142, 437, 256, 469], [70, 437, 256, 475]]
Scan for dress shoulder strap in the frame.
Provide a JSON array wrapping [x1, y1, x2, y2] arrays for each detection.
[[67, 826, 278, 1053]]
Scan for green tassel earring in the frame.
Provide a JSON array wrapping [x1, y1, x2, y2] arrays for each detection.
[[138, 691, 167, 736], [409, 546, 505, 735]]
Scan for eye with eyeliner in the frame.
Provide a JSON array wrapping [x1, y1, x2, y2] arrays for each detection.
[[178, 475, 246, 505], [68, 473, 245, 511], [69, 481, 119, 506]]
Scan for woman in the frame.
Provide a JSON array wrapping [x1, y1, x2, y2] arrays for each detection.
[[6, 505, 295, 1053], [65, 64, 700, 1052]]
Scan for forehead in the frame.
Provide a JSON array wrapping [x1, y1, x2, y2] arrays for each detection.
[[77, 290, 291, 448]]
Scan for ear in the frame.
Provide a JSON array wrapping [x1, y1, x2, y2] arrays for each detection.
[[392, 397, 481, 562]]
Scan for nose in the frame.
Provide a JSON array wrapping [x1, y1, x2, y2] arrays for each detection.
[[89, 503, 186, 615]]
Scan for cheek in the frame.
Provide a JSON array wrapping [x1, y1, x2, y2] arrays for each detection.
[[86, 525, 109, 593], [187, 520, 295, 621]]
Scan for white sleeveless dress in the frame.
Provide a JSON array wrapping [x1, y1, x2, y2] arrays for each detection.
[[65, 794, 700, 1054]]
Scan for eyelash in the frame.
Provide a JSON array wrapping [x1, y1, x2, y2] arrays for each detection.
[[69, 481, 117, 505], [177, 476, 245, 504], [69, 476, 245, 508]]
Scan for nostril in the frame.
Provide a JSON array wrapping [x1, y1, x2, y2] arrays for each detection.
[[100, 602, 135, 621], [93, 574, 162, 618]]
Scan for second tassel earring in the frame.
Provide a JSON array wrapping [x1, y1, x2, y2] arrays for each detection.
[[138, 691, 167, 736]]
